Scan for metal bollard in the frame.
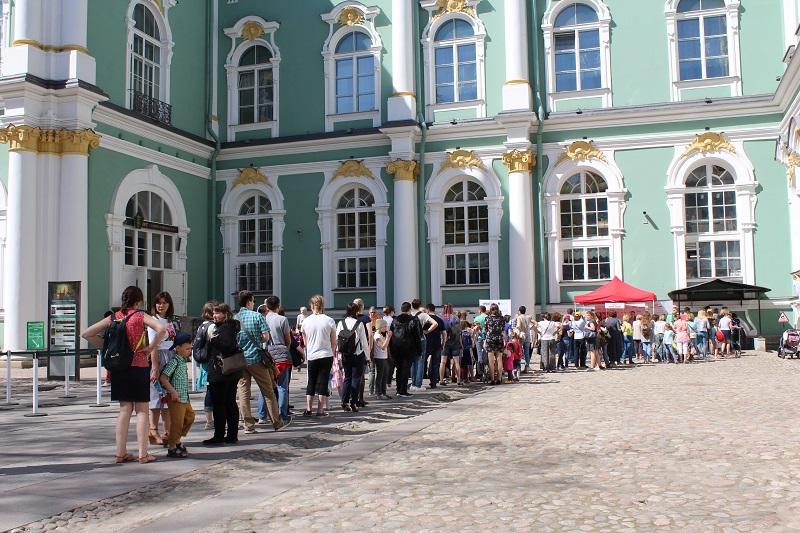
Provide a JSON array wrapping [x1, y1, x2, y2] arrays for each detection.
[[89, 350, 109, 407], [24, 352, 47, 417], [62, 350, 76, 399], [1, 350, 19, 406]]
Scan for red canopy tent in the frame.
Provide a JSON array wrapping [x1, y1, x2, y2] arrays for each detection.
[[574, 276, 656, 304]]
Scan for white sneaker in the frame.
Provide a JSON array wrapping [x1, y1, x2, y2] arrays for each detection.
[[204, 421, 213, 430], [408, 386, 418, 392]]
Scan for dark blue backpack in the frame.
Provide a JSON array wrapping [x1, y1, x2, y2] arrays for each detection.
[[461, 330, 473, 352]]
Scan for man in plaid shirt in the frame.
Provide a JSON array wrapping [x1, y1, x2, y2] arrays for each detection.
[[160, 331, 196, 458]]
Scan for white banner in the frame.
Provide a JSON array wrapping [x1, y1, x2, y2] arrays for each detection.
[[479, 299, 513, 316]]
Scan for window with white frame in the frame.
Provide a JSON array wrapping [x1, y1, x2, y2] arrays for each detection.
[[558, 170, 611, 281], [237, 45, 274, 125], [675, 0, 729, 81], [683, 163, 741, 278], [130, 4, 162, 102], [236, 194, 273, 292], [335, 187, 376, 289], [434, 19, 478, 104], [553, 4, 601, 92], [334, 30, 375, 114], [124, 191, 175, 270], [443, 179, 489, 286]]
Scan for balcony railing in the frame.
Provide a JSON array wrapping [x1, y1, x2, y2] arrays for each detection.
[[129, 90, 172, 125]]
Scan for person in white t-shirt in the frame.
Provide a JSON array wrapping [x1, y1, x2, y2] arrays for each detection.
[[296, 307, 307, 332], [301, 296, 336, 418], [718, 310, 733, 356], [372, 319, 392, 400]]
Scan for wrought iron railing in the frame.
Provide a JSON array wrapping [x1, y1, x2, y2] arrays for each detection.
[[129, 90, 172, 125]]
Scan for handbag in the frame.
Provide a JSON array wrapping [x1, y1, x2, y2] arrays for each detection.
[[217, 349, 248, 375], [289, 335, 304, 367], [239, 317, 276, 368]]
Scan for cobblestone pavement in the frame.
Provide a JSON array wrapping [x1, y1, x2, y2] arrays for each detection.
[[10, 353, 800, 532]]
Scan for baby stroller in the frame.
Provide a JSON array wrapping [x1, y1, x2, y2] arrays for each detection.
[[778, 329, 800, 359]]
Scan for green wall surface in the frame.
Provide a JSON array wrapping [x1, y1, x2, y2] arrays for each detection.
[[441, 288, 490, 307], [738, 0, 785, 96]]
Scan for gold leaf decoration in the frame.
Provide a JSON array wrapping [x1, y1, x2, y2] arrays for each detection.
[[501, 150, 535, 173], [232, 167, 269, 189], [555, 140, 607, 167], [333, 159, 375, 181], [432, 0, 476, 20], [439, 150, 484, 174], [789, 154, 800, 184], [338, 7, 364, 26], [680, 132, 736, 159], [241, 21, 265, 42], [386, 159, 419, 182]]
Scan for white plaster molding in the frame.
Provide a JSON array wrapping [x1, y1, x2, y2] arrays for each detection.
[[98, 134, 211, 178]]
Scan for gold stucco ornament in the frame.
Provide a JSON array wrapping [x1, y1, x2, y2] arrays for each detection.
[[338, 7, 364, 26], [680, 132, 736, 159], [502, 149, 536, 173], [555, 140, 607, 168], [386, 159, 419, 182], [333, 159, 375, 181], [433, 0, 476, 20], [232, 167, 270, 189], [241, 21, 265, 42], [439, 150, 484, 173]]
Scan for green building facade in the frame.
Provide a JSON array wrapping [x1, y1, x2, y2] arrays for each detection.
[[0, 0, 798, 349]]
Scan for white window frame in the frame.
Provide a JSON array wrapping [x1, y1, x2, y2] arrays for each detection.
[[219, 177, 285, 309], [334, 186, 378, 290], [234, 45, 276, 128], [317, 170, 389, 306], [125, 0, 175, 106], [542, 152, 626, 303], [542, 0, 613, 111], [665, 140, 757, 288], [665, 0, 742, 102], [441, 178, 490, 287], [123, 191, 176, 271], [224, 17, 281, 140], [420, 1, 487, 122], [106, 165, 190, 315], [235, 193, 274, 293], [426, 162, 503, 305], [321, 2, 382, 132]]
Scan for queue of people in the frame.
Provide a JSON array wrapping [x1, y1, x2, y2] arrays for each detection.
[[84, 286, 745, 464]]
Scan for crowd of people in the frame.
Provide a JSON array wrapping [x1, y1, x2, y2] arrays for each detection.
[[82, 286, 746, 464]]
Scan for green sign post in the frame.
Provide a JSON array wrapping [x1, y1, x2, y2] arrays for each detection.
[[27, 321, 45, 350]]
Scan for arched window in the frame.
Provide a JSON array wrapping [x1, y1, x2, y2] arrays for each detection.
[[334, 31, 375, 114], [124, 191, 175, 270], [443, 179, 489, 285], [665, 0, 741, 101], [236, 193, 273, 292], [684, 163, 740, 278], [237, 45, 274, 125], [558, 170, 611, 281], [553, 4, 600, 92], [676, 0, 728, 81], [336, 187, 376, 288], [434, 19, 477, 104], [126, 1, 172, 123]]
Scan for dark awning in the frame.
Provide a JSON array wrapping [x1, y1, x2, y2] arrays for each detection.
[[668, 278, 770, 303]]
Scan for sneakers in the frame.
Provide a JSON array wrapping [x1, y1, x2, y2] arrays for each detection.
[[276, 417, 293, 431], [302, 410, 313, 417], [244, 428, 258, 434], [256, 419, 270, 425], [315, 411, 330, 418], [398, 392, 413, 397], [204, 421, 213, 430]]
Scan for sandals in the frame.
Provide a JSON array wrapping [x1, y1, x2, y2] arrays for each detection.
[[148, 429, 163, 446], [138, 453, 157, 464], [114, 453, 135, 463], [161, 433, 170, 447]]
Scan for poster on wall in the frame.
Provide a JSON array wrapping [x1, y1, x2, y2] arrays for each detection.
[[47, 281, 81, 379]]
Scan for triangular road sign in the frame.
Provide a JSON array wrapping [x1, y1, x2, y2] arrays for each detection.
[[778, 311, 790, 323]]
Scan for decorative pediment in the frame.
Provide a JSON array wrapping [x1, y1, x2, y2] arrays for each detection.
[[555, 140, 607, 167], [333, 159, 375, 181], [439, 150, 484, 173], [680, 132, 736, 159], [232, 167, 269, 189]]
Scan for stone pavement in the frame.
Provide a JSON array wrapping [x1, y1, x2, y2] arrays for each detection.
[[3, 353, 800, 532]]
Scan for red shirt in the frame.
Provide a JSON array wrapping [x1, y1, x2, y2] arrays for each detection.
[[112, 310, 149, 367]]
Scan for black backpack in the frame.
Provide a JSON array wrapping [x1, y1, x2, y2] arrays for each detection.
[[102, 311, 145, 371], [192, 322, 212, 364], [391, 317, 420, 351], [337, 320, 361, 355]]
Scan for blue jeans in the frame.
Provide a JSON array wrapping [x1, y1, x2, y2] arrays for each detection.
[[622, 335, 633, 363], [258, 367, 291, 421], [411, 338, 427, 388], [522, 341, 532, 368], [697, 332, 708, 358], [642, 342, 652, 359], [341, 352, 366, 406]]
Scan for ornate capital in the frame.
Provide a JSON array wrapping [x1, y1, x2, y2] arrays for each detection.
[[501, 150, 535, 173], [0, 124, 42, 152], [58, 129, 101, 155], [680, 132, 736, 159], [333, 159, 375, 181], [242, 21, 265, 41], [232, 167, 270, 189], [338, 7, 364, 26], [386, 159, 419, 182], [39, 129, 60, 155], [555, 140, 606, 168], [433, 0, 476, 20], [439, 150, 484, 174]]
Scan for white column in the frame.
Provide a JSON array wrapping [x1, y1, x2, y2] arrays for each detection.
[[502, 0, 532, 111], [13, 0, 43, 45], [503, 150, 536, 313], [58, 153, 89, 341], [60, 0, 88, 51], [387, 0, 417, 122], [387, 160, 419, 306], [4, 149, 39, 350]]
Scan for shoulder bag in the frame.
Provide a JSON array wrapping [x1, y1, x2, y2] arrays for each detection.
[[239, 317, 276, 369]]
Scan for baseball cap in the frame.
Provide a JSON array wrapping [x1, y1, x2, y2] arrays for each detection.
[[169, 331, 192, 351]]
